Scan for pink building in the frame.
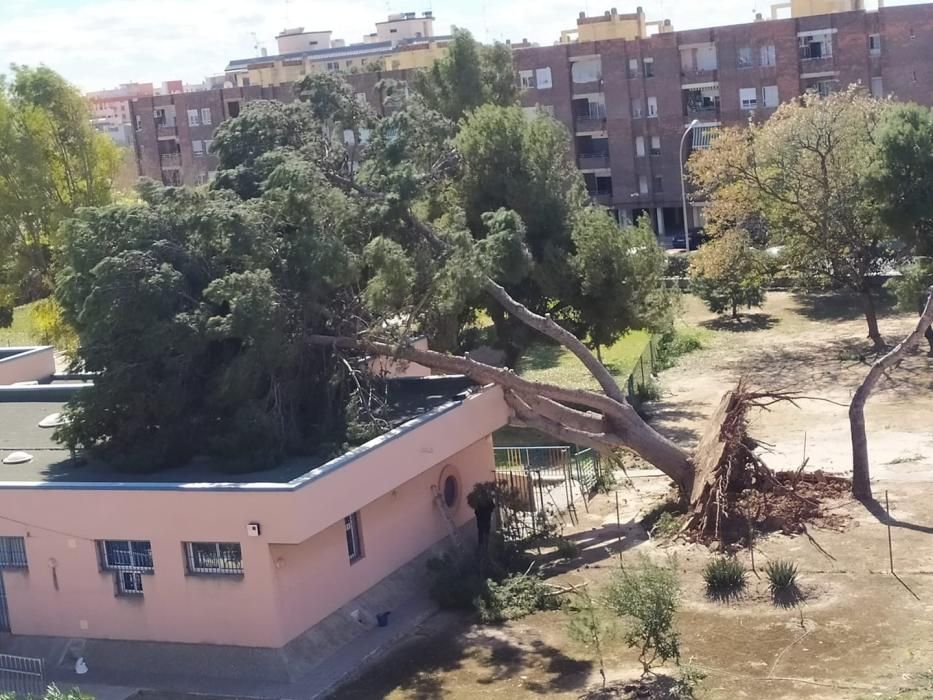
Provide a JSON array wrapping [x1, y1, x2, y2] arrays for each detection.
[[0, 373, 510, 656]]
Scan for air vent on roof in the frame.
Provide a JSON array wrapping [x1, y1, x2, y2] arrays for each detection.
[[3, 451, 33, 465], [39, 412, 66, 428]]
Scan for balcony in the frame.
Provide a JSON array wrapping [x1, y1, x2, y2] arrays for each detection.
[[577, 153, 610, 170], [680, 68, 718, 83], [683, 87, 721, 120], [574, 106, 607, 134], [588, 191, 612, 205], [156, 124, 178, 138], [160, 153, 182, 168]]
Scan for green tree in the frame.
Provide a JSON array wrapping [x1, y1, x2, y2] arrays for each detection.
[[690, 86, 898, 348], [605, 557, 681, 677], [1, 685, 93, 700], [0, 65, 121, 316], [689, 229, 769, 318], [413, 29, 517, 121], [873, 103, 933, 256]]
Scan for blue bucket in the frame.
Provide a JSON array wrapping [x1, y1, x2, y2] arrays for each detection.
[[376, 611, 391, 627]]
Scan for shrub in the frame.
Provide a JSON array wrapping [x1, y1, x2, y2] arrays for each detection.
[[666, 253, 692, 279], [650, 511, 685, 540], [671, 662, 708, 699], [426, 552, 485, 610], [605, 556, 681, 676], [765, 559, 798, 593], [656, 329, 703, 371], [554, 537, 580, 561], [566, 586, 614, 689], [476, 573, 559, 623], [689, 229, 770, 318], [703, 556, 747, 596]]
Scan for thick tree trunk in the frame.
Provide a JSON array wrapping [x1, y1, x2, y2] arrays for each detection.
[[861, 290, 884, 350], [849, 287, 933, 500]]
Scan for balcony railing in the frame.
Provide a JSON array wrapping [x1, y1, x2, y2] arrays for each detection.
[[160, 153, 182, 168], [681, 68, 718, 81], [588, 191, 612, 205], [577, 153, 610, 170], [575, 115, 607, 133], [685, 104, 720, 119], [156, 124, 177, 138]]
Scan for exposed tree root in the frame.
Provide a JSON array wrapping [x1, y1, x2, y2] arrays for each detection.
[[683, 381, 851, 545]]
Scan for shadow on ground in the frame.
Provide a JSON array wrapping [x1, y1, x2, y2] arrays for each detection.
[[328, 615, 593, 699], [518, 342, 564, 372], [700, 313, 778, 333], [791, 291, 896, 323]]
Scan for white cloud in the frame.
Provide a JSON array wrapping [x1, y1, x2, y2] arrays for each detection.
[[0, 0, 926, 91]]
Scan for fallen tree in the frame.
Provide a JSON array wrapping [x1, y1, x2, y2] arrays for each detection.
[[849, 286, 933, 500]]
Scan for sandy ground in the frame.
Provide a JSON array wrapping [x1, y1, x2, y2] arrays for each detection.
[[331, 292, 933, 700], [653, 292, 933, 480]]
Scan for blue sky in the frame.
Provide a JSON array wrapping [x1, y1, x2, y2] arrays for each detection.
[[0, 0, 924, 91]]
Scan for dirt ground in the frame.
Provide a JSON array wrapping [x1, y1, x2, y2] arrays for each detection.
[[331, 292, 933, 700]]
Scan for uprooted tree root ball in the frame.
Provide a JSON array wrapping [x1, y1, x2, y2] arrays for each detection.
[[683, 381, 851, 546]]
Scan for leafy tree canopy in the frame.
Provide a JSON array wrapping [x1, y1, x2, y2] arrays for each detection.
[[689, 86, 898, 346], [689, 229, 769, 318], [57, 72, 670, 471], [0, 65, 121, 315]]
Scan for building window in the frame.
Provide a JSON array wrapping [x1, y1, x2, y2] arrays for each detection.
[[203, 139, 213, 154], [816, 79, 836, 97], [638, 175, 649, 194], [871, 76, 883, 98], [227, 101, 241, 118], [635, 135, 646, 157], [628, 58, 639, 79], [200, 108, 212, 125], [644, 57, 654, 78], [799, 32, 833, 60], [693, 125, 717, 150], [185, 542, 243, 575], [571, 58, 601, 84], [647, 96, 658, 117], [519, 70, 535, 89], [869, 34, 881, 56], [187, 109, 200, 127], [100, 540, 153, 571], [0, 537, 27, 569], [192, 140, 204, 157], [117, 571, 144, 595], [737, 47, 753, 68], [346, 60, 353, 67], [535, 67, 553, 89], [762, 85, 779, 108], [739, 87, 758, 110], [653, 175, 663, 192], [760, 44, 776, 67], [631, 97, 644, 118], [345, 513, 363, 562], [650, 135, 661, 156], [443, 475, 459, 508]]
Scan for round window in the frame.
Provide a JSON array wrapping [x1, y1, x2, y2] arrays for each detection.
[[443, 474, 459, 508]]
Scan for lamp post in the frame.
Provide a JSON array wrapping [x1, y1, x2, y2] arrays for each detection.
[[680, 119, 700, 252]]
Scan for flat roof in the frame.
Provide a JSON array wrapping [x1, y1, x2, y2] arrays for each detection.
[[0, 376, 477, 486]]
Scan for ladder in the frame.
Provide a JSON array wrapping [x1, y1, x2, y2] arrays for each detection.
[[431, 485, 465, 554]]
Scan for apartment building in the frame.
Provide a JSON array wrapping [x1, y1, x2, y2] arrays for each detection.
[[515, 1, 933, 234], [129, 72, 408, 187], [224, 11, 448, 89]]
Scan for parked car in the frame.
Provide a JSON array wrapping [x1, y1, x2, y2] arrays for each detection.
[[671, 228, 707, 250]]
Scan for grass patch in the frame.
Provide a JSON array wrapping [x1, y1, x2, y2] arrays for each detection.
[[0, 302, 43, 347], [518, 330, 652, 391], [641, 498, 686, 540]]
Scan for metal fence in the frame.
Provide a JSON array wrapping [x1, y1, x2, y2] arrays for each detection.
[[493, 445, 603, 540], [623, 334, 661, 401], [0, 654, 45, 696]]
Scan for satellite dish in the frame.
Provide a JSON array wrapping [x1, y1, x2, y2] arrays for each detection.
[[2, 451, 33, 465], [39, 412, 66, 428], [75, 657, 88, 675]]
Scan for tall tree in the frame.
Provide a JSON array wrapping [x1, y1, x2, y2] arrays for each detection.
[[689, 87, 898, 348], [413, 29, 517, 121], [0, 66, 120, 315], [872, 103, 933, 256]]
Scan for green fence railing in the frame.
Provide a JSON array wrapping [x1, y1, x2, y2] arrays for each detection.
[[623, 334, 661, 400]]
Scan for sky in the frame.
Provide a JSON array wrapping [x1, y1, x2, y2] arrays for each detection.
[[0, 0, 924, 92]]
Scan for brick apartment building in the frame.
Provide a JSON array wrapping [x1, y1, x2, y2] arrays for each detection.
[[130, 2, 933, 234]]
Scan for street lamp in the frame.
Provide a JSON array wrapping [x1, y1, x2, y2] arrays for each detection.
[[680, 119, 700, 252]]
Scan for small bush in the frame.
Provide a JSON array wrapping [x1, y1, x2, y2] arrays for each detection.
[[703, 556, 747, 596], [666, 253, 692, 279], [656, 329, 703, 371], [651, 511, 685, 540], [671, 662, 707, 699], [426, 552, 485, 610], [634, 378, 662, 403], [605, 556, 681, 676], [476, 573, 560, 623], [765, 559, 798, 593]]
